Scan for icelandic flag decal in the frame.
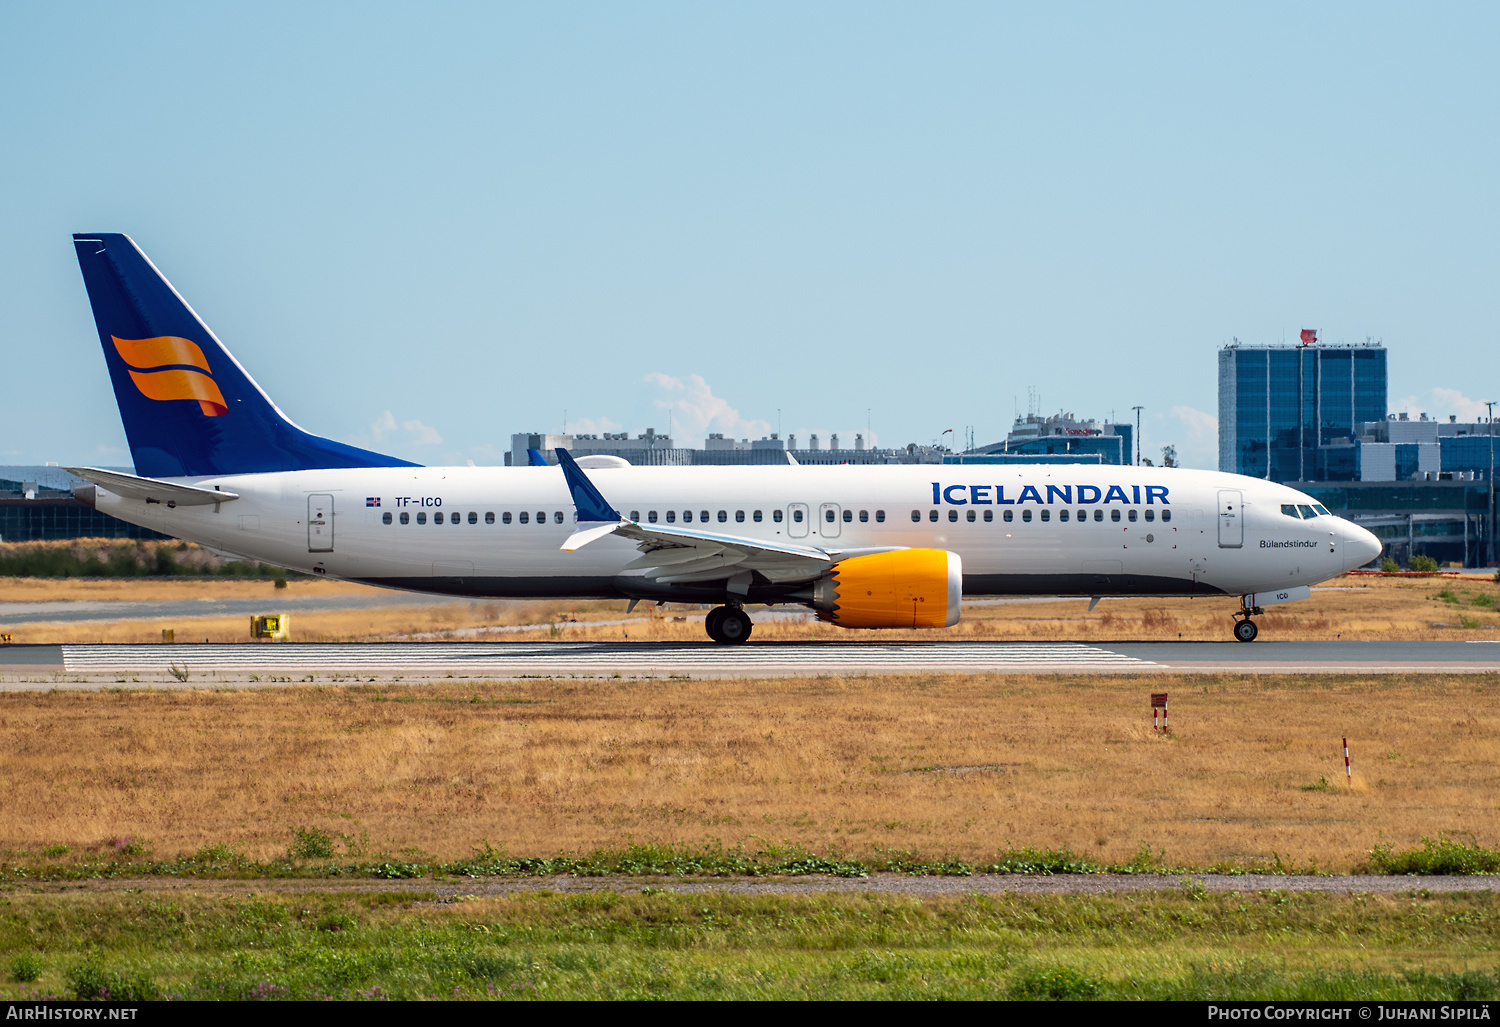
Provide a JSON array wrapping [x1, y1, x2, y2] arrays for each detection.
[[366, 497, 381, 507]]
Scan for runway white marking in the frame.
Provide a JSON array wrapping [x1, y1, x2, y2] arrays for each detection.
[[60, 641, 1156, 677]]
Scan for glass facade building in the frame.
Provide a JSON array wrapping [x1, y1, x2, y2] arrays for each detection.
[[1218, 343, 1386, 481]]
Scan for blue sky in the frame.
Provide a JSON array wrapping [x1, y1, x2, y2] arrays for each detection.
[[2, 2, 1496, 470]]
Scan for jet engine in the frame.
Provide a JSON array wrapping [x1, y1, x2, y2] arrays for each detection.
[[805, 549, 962, 629]]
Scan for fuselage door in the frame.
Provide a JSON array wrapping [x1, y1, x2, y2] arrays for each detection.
[[309, 494, 334, 552], [787, 503, 810, 538], [819, 503, 842, 538], [1217, 490, 1243, 549]]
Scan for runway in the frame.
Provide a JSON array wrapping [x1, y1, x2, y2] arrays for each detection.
[[3, 639, 1499, 685]]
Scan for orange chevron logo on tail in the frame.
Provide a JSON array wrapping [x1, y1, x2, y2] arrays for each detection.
[[111, 335, 227, 416]]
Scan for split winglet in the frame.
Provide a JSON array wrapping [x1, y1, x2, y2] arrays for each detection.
[[556, 447, 624, 551]]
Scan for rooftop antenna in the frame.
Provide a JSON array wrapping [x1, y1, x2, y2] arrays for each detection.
[[1132, 405, 1144, 465]]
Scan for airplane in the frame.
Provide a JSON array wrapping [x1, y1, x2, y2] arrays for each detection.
[[64, 233, 1383, 644]]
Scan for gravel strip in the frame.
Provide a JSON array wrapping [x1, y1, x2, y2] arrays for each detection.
[[10, 873, 1497, 898]]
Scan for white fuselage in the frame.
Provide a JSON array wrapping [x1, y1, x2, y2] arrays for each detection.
[[90, 463, 1380, 604]]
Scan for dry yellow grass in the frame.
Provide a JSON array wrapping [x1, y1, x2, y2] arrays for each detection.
[[0, 672, 1494, 869], [5, 571, 1495, 643]]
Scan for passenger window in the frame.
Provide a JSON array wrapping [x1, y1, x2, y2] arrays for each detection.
[[1111, 509, 1121, 522], [1040, 509, 1050, 522], [400, 511, 410, 524], [773, 510, 784, 523], [682, 510, 693, 522], [554, 511, 564, 524], [718, 510, 727, 523], [737, 510, 746, 523], [519, 511, 529, 524], [948, 509, 958, 522], [1077, 509, 1086, 523], [666, 510, 677, 523], [382, 512, 393, 525], [841, 510, 851, 523], [1022, 509, 1032, 522], [1144, 509, 1154, 522], [502, 511, 512, 524], [453, 513, 461, 526], [467, 511, 476, 524], [1128, 509, 1138, 522], [536, 511, 545, 525], [826, 509, 835, 523], [629, 511, 639, 522], [1004, 510, 1013, 522], [792, 509, 803, 523], [1161, 509, 1172, 523], [1298, 505, 1318, 519], [417, 512, 427, 524], [875, 510, 885, 522], [434, 512, 444, 524], [929, 510, 939, 522], [701, 510, 709, 522], [1059, 509, 1069, 522], [966, 509, 976, 522], [649, 511, 659, 523], [753, 510, 763, 522], [911, 510, 921, 522], [1094, 510, 1104, 522], [859, 510, 869, 522], [983, 509, 992, 522], [1281, 504, 1301, 518]]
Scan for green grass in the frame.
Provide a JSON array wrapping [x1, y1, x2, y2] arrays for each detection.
[[0, 889, 1496, 1000], [4, 835, 1493, 884]]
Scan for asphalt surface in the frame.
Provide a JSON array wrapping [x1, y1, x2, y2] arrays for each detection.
[[0, 591, 458, 625], [2, 639, 1499, 685]]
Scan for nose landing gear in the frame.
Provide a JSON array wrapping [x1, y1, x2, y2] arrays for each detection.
[[705, 605, 753, 644]]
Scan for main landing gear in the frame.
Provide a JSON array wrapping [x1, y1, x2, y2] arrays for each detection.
[[1232, 604, 1263, 643], [705, 605, 754, 645]]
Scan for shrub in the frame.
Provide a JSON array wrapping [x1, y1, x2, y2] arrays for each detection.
[[288, 826, 335, 860], [1409, 555, 1440, 573], [1381, 558, 1400, 573], [65, 959, 160, 1001], [1008, 965, 1103, 1000], [10, 953, 42, 983], [1368, 835, 1500, 875]]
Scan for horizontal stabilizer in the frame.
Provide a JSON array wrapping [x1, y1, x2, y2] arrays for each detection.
[[64, 466, 239, 506]]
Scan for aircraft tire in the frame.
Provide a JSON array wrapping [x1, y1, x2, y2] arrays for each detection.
[[716, 608, 753, 645], [704, 607, 727, 643], [1233, 619, 1258, 643]]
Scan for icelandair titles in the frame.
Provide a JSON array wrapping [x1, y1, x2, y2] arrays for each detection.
[[932, 483, 1170, 506]]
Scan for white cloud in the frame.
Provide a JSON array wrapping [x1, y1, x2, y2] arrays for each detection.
[[369, 410, 397, 442], [401, 419, 443, 446], [1161, 406, 1218, 469], [1393, 388, 1492, 423], [567, 416, 623, 436], [644, 373, 772, 442]]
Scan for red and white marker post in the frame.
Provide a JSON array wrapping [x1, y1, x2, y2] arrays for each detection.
[[1152, 693, 1168, 735], [1343, 737, 1352, 786]]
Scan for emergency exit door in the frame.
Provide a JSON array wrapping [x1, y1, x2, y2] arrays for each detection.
[[309, 494, 334, 552], [1217, 490, 1242, 548]]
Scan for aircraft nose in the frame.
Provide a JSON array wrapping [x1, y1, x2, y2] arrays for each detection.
[[1342, 520, 1382, 569]]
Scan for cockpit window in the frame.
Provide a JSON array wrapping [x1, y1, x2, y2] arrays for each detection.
[[1312, 504, 1331, 516], [1298, 505, 1318, 519], [1281, 504, 1301, 519]]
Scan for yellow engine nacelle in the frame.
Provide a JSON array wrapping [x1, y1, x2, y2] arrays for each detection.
[[808, 549, 962, 629]]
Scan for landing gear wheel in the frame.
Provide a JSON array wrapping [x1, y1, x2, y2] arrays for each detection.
[[1233, 618, 1259, 643], [704, 607, 727, 643], [717, 607, 753, 644]]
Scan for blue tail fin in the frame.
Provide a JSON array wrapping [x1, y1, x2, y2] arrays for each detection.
[[72, 233, 417, 478]]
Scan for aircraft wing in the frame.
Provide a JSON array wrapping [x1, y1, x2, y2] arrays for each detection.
[[64, 466, 239, 506], [552, 447, 847, 591]]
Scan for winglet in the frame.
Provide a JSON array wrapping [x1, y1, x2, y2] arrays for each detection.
[[555, 447, 621, 523], [527, 447, 549, 467]]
